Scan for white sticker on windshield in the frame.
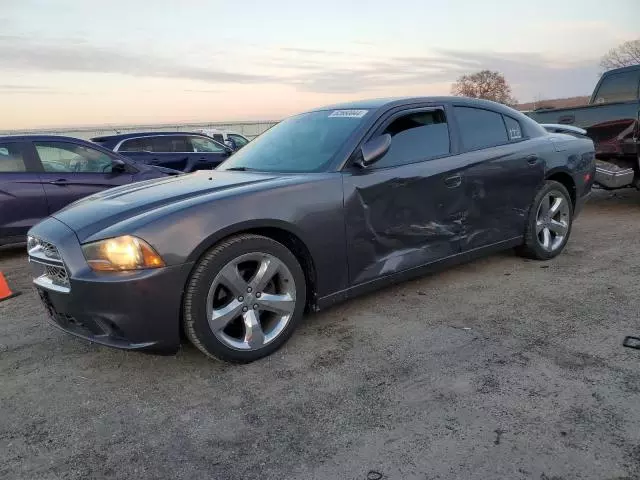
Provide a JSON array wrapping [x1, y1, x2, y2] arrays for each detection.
[[328, 109, 368, 118]]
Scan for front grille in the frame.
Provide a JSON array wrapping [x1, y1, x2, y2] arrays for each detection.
[[28, 236, 71, 293], [44, 264, 70, 289], [27, 236, 62, 261], [40, 241, 61, 260]]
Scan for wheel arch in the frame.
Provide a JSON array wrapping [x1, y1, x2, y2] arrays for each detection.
[[545, 168, 576, 206], [185, 220, 319, 312]]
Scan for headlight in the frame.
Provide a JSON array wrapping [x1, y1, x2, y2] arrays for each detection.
[[27, 235, 38, 251], [82, 235, 165, 272]]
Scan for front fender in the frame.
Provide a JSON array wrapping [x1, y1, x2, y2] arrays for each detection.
[[125, 174, 349, 299]]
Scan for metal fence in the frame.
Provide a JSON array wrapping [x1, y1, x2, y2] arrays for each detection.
[[1, 120, 280, 141]]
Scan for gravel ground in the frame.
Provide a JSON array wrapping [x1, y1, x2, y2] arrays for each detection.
[[1, 189, 639, 480]]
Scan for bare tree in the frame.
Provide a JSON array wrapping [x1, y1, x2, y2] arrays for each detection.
[[451, 70, 517, 106], [600, 39, 640, 71]]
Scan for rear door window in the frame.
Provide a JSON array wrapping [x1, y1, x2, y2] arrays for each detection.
[[151, 136, 192, 153], [454, 106, 509, 151], [0, 143, 27, 172], [119, 137, 154, 152], [594, 70, 640, 104]]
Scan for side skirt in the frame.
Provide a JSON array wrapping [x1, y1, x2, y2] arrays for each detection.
[[315, 237, 523, 311]]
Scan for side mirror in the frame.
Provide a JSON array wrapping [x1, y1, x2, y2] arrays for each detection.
[[112, 158, 127, 172], [356, 134, 391, 168], [223, 147, 234, 155]]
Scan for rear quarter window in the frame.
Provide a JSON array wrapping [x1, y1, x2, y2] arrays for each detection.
[[503, 116, 523, 141]]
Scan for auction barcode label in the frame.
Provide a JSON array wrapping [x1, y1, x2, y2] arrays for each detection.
[[328, 110, 368, 118]]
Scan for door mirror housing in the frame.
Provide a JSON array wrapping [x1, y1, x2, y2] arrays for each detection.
[[111, 158, 127, 172], [356, 134, 391, 168]]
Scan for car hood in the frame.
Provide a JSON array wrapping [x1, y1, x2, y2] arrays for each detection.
[[52, 170, 291, 241]]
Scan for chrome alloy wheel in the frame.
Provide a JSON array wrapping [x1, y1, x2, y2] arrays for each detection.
[[535, 190, 570, 252], [206, 252, 296, 351]]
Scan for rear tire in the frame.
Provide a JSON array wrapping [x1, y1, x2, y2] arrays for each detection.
[[517, 180, 573, 260], [183, 234, 306, 363]]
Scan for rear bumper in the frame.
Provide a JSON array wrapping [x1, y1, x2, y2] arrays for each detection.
[[595, 160, 635, 189]]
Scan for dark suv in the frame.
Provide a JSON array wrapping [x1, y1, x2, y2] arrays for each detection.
[[91, 132, 233, 172]]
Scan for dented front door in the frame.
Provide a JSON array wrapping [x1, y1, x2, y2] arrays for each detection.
[[342, 158, 467, 286]]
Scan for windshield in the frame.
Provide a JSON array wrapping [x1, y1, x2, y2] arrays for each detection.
[[217, 109, 369, 173]]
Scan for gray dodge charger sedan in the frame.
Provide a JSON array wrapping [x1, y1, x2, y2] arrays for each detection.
[[27, 97, 595, 363]]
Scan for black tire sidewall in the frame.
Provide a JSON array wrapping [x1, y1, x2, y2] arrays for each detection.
[[524, 180, 574, 260], [184, 235, 307, 363]]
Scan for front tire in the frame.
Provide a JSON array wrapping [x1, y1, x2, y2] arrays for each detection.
[[517, 180, 573, 260], [183, 234, 306, 363]]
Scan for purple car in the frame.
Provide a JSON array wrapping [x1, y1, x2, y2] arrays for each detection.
[[0, 135, 177, 246]]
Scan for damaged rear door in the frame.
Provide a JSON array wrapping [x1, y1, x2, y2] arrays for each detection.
[[342, 105, 467, 286], [450, 106, 546, 249]]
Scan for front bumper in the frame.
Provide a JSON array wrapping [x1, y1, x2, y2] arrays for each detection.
[[28, 217, 193, 354]]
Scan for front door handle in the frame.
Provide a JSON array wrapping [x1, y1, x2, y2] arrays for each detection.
[[49, 179, 69, 185], [526, 154, 539, 165], [444, 174, 462, 188]]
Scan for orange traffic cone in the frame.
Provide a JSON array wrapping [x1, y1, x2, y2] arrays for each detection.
[[0, 272, 19, 302]]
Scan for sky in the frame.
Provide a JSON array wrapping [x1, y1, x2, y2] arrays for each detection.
[[1, 0, 638, 130]]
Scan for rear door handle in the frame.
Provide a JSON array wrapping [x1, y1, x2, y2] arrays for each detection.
[[526, 154, 539, 165], [444, 174, 462, 188], [49, 179, 69, 185]]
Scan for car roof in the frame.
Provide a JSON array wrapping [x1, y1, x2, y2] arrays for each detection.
[[0, 134, 93, 142], [308, 96, 540, 131], [311, 96, 519, 113], [91, 131, 211, 142]]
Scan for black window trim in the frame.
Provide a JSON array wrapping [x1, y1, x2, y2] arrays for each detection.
[[356, 105, 453, 171], [452, 105, 529, 154], [32, 140, 132, 175], [115, 134, 228, 154]]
